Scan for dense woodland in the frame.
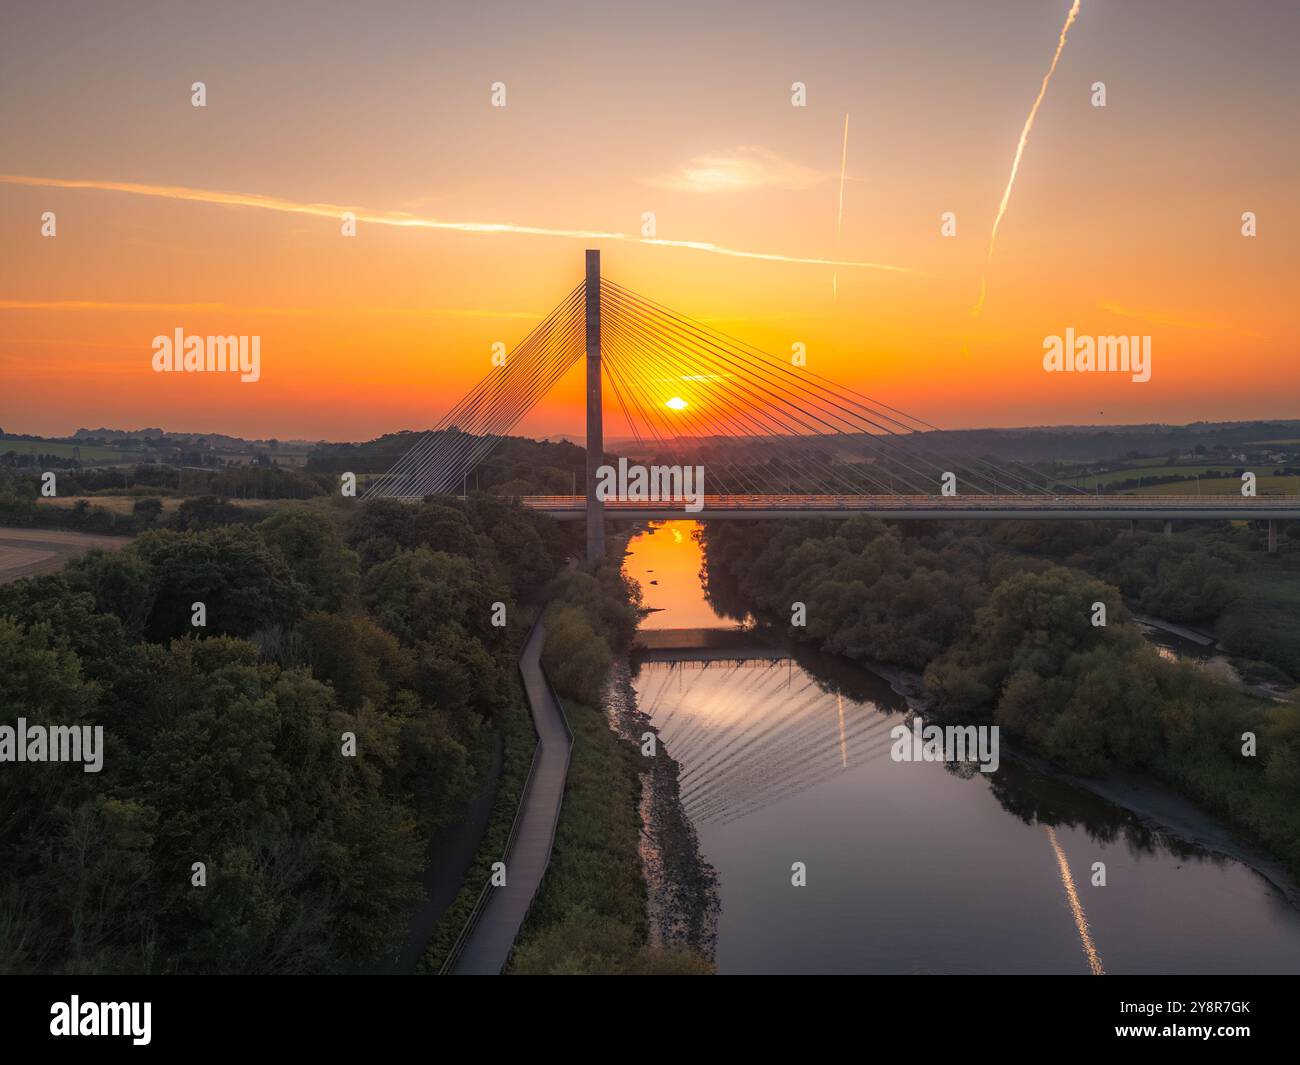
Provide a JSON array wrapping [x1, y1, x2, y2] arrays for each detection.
[[0, 495, 575, 973], [0, 473, 708, 975], [702, 518, 1300, 879]]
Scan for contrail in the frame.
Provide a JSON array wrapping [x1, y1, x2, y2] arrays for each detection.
[[834, 112, 850, 298], [973, 0, 1082, 316], [1098, 301, 1265, 339], [0, 299, 543, 318], [0, 172, 929, 277]]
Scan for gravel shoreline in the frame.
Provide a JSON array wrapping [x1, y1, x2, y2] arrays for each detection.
[[603, 656, 719, 958]]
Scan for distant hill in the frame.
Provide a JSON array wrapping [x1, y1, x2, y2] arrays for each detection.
[[908, 421, 1300, 463], [12, 418, 1298, 476], [70, 428, 319, 450], [306, 430, 587, 495]]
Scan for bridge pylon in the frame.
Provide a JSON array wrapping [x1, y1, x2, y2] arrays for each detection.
[[584, 249, 605, 563]]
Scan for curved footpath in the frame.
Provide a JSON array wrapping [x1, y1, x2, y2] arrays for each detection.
[[451, 615, 572, 974]]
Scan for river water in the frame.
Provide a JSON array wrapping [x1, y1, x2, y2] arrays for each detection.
[[622, 520, 1300, 974]]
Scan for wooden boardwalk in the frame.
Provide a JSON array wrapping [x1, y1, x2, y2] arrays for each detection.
[[450, 615, 573, 974]]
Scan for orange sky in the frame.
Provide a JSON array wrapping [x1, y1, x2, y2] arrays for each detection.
[[2, 0, 1297, 441]]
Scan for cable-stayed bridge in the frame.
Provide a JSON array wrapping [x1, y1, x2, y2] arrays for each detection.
[[365, 251, 1297, 560]]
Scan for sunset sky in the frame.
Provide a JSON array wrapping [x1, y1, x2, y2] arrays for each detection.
[[2, 0, 1297, 442]]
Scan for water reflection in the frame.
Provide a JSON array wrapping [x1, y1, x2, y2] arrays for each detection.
[[635, 657, 902, 827], [624, 520, 1300, 973]]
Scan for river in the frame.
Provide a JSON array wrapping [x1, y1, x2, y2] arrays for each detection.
[[621, 520, 1300, 975]]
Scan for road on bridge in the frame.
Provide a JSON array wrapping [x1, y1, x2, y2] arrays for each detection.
[[521, 493, 1300, 521]]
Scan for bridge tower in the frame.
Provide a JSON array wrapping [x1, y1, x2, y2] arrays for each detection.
[[584, 249, 605, 563]]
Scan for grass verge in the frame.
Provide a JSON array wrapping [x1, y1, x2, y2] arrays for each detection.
[[418, 683, 536, 973], [507, 695, 713, 975]]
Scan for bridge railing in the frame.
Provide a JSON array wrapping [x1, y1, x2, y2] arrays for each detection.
[[437, 607, 575, 976], [502, 639, 574, 973], [438, 612, 546, 976], [517, 493, 1296, 510]]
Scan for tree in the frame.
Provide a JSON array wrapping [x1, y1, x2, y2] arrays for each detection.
[[298, 611, 410, 711], [362, 548, 502, 645], [257, 510, 359, 612], [132, 497, 164, 525], [66, 548, 155, 641], [133, 527, 307, 641], [542, 604, 612, 705]]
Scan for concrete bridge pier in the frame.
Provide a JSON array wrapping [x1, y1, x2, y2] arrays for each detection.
[[1163, 520, 1173, 537], [1269, 519, 1278, 554]]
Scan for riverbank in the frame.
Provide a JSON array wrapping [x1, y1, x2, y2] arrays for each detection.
[[605, 656, 719, 957], [1054, 763, 1300, 908], [507, 691, 713, 974], [1135, 610, 1291, 698], [723, 602, 1300, 912], [866, 650, 1300, 910], [500, 535, 713, 974], [1131, 611, 1216, 646]]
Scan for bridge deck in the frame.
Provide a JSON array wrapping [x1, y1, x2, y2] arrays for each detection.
[[519, 494, 1300, 521]]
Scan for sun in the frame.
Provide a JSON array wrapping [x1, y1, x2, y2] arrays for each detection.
[[665, 396, 688, 411]]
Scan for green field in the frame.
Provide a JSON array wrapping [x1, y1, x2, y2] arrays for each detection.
[[0, 438, 128, 461], [1119, 475, 1299, 496], [1059, 464, 1279, 490], [34, 495, 292, 515]]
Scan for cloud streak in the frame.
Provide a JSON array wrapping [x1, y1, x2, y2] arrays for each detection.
[[0, 173, 928, 277], [973, 0, 1082, 316], [1098, 301, 1265, 339], [0, 299, 543, 319], [834, 114, 850, 299], [646, 146, 829, 193]]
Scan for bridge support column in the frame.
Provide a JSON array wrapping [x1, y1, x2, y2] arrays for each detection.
[[1163, 520, 1172, 537], [584, 249, 605, 563], [1268, 519, 1278, 554]]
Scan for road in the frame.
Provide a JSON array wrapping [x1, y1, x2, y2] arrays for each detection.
[[521, 493, 1300, 521]]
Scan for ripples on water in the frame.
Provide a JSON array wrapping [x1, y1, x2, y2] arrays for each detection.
[[636, 657, 903, 828]]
